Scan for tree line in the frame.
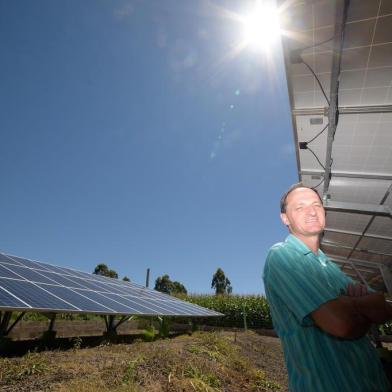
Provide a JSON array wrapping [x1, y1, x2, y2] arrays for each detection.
[[92, 263, 232, 295]]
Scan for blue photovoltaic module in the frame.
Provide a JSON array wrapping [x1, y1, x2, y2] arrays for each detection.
[[0, 253, 222, 317]]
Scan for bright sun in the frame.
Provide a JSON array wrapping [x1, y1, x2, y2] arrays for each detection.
[[240, 1, 281, 51]]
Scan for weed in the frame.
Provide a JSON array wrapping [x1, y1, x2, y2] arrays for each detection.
[[251, 369, 281, 391], [122, 357, 144, 385], [188, 332, 238, 365], [187, 344, 223, 362], [184, 363, 221, 391], [71, 336, 83, 350], [142, 326, 156, 342], [0, 352, 51, 384]]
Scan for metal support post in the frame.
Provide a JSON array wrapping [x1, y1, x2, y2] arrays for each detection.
[[0, 312, 12, 338], [42, 313, 57, 341], [103, 315, 118, 341], [48, 313, 56, 332], [379, 265, 392, 297], [114, 315, 133, 330], [4, 312, 26, 337], [146, 268, 150, 288], [322, 0, 349, 197]]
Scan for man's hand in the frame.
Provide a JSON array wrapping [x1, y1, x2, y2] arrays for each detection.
[[347, 283, 368, 297], [311, 291, 392, 339]]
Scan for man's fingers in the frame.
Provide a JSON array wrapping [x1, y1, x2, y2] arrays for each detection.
[[346, 283, 368, 296]]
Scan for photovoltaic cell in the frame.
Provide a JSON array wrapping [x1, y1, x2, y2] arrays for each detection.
[[7, 265, 59, 285], [0, 252, 222, 317], [43, 273, 92, 290], [0, 278, 77, 311], [74, 290, 139, 313], [37, 285, 113, 313], [0, 285, 27, 308], [103, 293, 161, 314], [106, 293, 174, 315], [0, 265, 22, 280], [0, 254, 23, 266]]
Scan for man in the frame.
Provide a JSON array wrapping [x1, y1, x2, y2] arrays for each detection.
[[263, 183, 391, 391]]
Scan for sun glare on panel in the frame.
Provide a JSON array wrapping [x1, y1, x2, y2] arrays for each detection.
[[240, 1, 281, 52]]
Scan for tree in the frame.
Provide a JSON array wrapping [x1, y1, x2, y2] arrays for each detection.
[[154, 274, 173, 294], [154, 274, 187, 295], [172, 281, 187, 295], [211, 268, 232, 295], [93, 263, 118, 279], [122, 276, 130, 282]]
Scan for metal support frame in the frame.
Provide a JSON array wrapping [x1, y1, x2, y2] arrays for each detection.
[[301, 169, 392, 181], [47, 313, 56, 332], [322, 0, 349, 197], [293, 104, 392, 116], [113, 315, 133, 330], [324, 200, 391, 217], [324, 227, 392, 242], [368, 274, 385, 287], [0, 312, 12, 338], [321, 240, 392, 258], [0, 311, 27, 338], [379, 265, 392, 297], [338, 184, 392, 275], [330, 259, 380, 275], [104, 315, 115, 333], [348, 261, 369, 286], [103, 315, 134, 335], [329, 255, 383, 269], [5, 312, 25, 337]]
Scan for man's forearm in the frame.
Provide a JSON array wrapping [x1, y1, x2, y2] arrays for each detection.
[[352, 292, 392, 325], [311, 296, 372, 339], [311, 292, 392, 339]]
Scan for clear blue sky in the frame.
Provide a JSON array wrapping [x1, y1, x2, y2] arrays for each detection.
[[0, 0, 297, 294]]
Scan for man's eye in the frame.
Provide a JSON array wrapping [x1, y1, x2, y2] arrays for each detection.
[[296, 207, 303, 211]]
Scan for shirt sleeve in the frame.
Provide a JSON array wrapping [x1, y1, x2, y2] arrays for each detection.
[[264, 245, 339, 326]]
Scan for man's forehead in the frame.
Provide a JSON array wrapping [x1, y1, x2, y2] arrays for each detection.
[[286, 187, 321, 204]]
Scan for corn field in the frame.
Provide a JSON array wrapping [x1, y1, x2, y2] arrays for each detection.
[[184, 294, 273, 329]]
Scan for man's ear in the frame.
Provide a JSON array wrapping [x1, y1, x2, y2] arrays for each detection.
[[280, 213, 289, 226]]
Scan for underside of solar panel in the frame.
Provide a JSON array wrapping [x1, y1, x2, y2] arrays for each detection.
[[0, 253, 222, 317], [278, 0, 392, 293]]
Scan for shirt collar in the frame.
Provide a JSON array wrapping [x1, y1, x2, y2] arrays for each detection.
[[285, 234, 316, 255]]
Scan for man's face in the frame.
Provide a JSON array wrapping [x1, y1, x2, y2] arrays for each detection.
[[280, 187, 325, 237]]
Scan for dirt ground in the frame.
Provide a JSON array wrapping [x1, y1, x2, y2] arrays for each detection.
[[0, 330, 288, 392]]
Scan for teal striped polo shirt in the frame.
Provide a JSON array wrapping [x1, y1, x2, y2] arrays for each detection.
[[263, 234, 389, 392]]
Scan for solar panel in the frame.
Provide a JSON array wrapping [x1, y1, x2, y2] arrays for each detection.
[[0, 252, 222, 317], [279, 0, 392, 291]]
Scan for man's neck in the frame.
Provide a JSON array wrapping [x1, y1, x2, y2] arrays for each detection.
[[293, 233, 320, 254]]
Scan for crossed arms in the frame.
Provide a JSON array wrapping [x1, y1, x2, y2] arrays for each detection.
[[311, 283, 392, 339]]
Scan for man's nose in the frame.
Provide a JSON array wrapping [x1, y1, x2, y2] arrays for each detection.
[[307, 206, 316, 215]]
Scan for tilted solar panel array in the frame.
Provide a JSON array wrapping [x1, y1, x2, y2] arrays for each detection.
[[0, 253, 222, 317]]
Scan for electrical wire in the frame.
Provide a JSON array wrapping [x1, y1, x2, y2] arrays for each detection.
[[307, 145, 325, 170], [302, 59, 330, 105], [307, 123, 329, 144], [300, 36, 334, 52], [311, 177, 325, 190]]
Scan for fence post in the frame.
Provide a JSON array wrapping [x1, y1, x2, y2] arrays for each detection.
[[242, 304, 247, 332]]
